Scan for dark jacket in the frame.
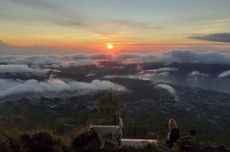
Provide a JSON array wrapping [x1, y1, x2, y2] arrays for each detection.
[[167, 128, 180, 147]]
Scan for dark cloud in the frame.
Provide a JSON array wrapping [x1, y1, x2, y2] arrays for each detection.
[[57, 20, 88, 27], [91, 54, 113, 60], [1, 0, 85, 27], [162, 50, 230, 65], [0, 40, 4, 46], [189, 33, 230, 43], [3, 0, 59, 10], [1, 0, 163, 35], [56, 19, 164, 35], [0, 40, 10, 47], [104, 19, 164, 30]]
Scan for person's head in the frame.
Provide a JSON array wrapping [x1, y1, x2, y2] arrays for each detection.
[[189, 129, 197, 136], [168, 118, 177, 130]]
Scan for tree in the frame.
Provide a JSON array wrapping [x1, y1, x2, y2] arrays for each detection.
[[97, 90, 125, 125]]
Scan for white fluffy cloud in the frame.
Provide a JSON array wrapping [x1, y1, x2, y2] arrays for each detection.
[[0, 55, 73, 67], [0, 54, 100, 68], [188, 71, 210, 77], [218, 70, 230, 78], [154, 84, 178, 101], [0, 64, 49, 76], [140, 67, 178, 77], [105, 73, 154, 81], [143, 67, 178, 73], [105, 67, 176, 81], [0, 79, 127, 100]]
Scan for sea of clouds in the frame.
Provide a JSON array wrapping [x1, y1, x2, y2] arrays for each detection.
[[0, 49, 230, 101], [1, 49, 230, 68]]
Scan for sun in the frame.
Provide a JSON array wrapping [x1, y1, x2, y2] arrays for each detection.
[[106, 43, 114, 50]]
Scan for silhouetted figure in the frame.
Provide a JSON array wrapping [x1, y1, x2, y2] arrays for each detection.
[[180, 129, 198, 151], [165, 119, 180, 148], [185, 129, 197, 143]]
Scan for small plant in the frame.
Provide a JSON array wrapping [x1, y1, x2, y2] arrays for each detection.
[[97, 90, 126, 124]]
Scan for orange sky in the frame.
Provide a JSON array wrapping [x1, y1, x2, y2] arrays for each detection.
[[0, 0, 229, 54]]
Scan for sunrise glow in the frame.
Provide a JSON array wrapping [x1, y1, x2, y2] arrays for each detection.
[[0, 0, 229, 54], [0, 0, 230, 147], [106, 43, 114, 50]]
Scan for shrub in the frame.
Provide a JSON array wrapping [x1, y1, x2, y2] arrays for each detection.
[[0, 130, 21, 152], [0, 133, 11, 152], [72, 130, 100, 152], [20, 131, 63, 152]]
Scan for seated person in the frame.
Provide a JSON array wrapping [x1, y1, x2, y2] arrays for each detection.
[[179, 129, 198, 151], [165, 119, 180, 148], [185, 129, 197, 143]]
